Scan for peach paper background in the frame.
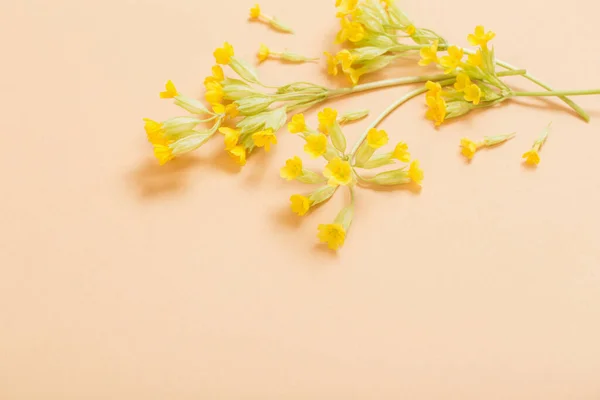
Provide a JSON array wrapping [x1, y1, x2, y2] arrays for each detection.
[[1, 0, 600, 398]]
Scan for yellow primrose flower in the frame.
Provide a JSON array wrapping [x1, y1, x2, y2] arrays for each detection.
[[228, 145, 247, 166], [288, 114, 307, 134], [257, 44, 270, 62], [467, 25, 496, 48], [317, 223, 346, 250], [205, 80, 224, 105], [252, 129, 278, 152], [335, 0, 359, 16], [522, 149, 541, 166], [367, 128, 389, 149], [213, 103, 239, 119], [467, 49, 483, 67], [159, 80, 178, 99], [214, 42, 234, 65], [425, 94, 447, 126], [392, 142, 411, 162], [440, 46, 464, 73], [408, 160, 424, 184], [218, 127, 240, 150], [347, 67, 366, 86], [304, 133, 328, 158], [460, 138, 479, 160], [290, 194, 312, 216], [143, 118, 165, 144], [324, 51, 339, 76], [336, 50, 354, 73], [323, 157, 353, 186], [153, 144, 174, 166], [425, 81, 442, 99], [249, 4, 261, 19], [336, 17, 365, 44], [418, 40, 439, 66], [280, 156, 303, 180], [318, 108, 338, 133], [405, 24, 416, 36], [454, 73, 472, 92], [463, 84, 482, 105]]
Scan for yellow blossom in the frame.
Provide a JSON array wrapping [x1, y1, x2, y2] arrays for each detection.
[[153, 144, 173, 165], [454, 73, 472, 92], [467, 49, 483, 67], [323, 157, 352, 186], [257, 44, 270, 62], [214, 42, 234, 65], [425, 94, 447, 126], [228, 145, 247, 166], [143, 118, 165, 144], [218, 127, 240, 150], [205, 80, 224, 105], [336, 50, 354, 73], [405, 24, 416, 36], [209, 65, 224, 83], [318, 108, 338, 133], [522, 149, 541, 166], [392, 142, 410, 162], [324, 52, 339, 76], [288, 114, 306, 134], [252, 129, 278, 152], [347, 67, 365, 86], [225, 103, 239, 118], [317, 223, 346, 250], [464, 84, 482, 105], [304, 133, 328, 158], [249, 4, 261, 19], [425, 81, 442, 99], [440, 46, 464, 73], [418, 40, 439, 66], [367, 129, 389, 149], [280, 156, 303, 181], [467, 25, 496, 48], [460, 138, 479, 160], [290, 194, 312, 216], [336, 17, 365, 44], [159, 80, 178, 99], [408, 160, 424, 184], [335, 0, 358, 17]]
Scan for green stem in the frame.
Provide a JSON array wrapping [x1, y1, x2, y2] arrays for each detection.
[[513, 89, 600, 97]]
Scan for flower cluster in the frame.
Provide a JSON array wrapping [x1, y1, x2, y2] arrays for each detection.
[[282, 107, 423, 250]]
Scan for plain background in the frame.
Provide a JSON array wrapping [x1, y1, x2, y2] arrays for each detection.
[[1, 0, 600, 398]]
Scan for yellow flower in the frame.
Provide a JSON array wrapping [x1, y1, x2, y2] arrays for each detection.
[[153, 144, 174, 166], [460, 138, 479, 160], [454, 73, 472, 92], [143, 118, 165, 144], [317, 223, 346, 250], [347, 67, 365, 86], [425, 80, 442, 99], [336, 50, 354, 73], [367, 128, 389, 149], [392, 142, 411, 162], [290, 194, 312, 216], [467, 25, 496, 48], [318, 108, 338, 133], [205, 80, 224, 105], [408, 160, 424, 184], [522, 149, 540, 166], [257, 44, 270, 62], [218, 127, 240, 150], [440, 46, 464, 73], [336, 17, 365, 44], [335, 0, 358, 16], [209, 65, 225, 83], [323, 157, 352, 186], [405, 24, 416, 36], [252, 129, 277, 152], [249, 4, 261, 19], [225, 103, 239, 118], [280, 156, 303, 181], [425, 94, 447, 126], [418, 40, 439, 66], [159, 80, 178, 99], [288, 114, 306, 134], [463, 84, 482, 105], [467, 49, 483, 67], [324, 52, 339, 76], [228, 145, 247, 166], [304, 133, 328, 158], [214, 42, 234, 65]]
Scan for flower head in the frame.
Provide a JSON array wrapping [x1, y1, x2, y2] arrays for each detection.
[[258, 44, 270, 62], [425, 81, 442, 98], [290, 194, 312, 216], [304, 133, 328, 158], [522, 149, 540, 166], [367, 128, 389, 149], [218, 127, 240, 150], [460, 138, 479, 160], [467, 49, 483, 67], [280, 156, 303, 180], [454, 73, 472, 92], [468, 25, 496, 48], [463, 84, 482, 105], [317, 223, 346, 250], [153, 144, 174, 166], [228, 145, 247, 166], [143, 118, 165, 145], [252, 129, 277, 152], [336, 17, 365, 44], [323, 157, 353, 186], [392, 142, 411, 162], [249, 4, 261, 19], [408, 160, 424, 184], [214, 42, 234, 65], [318, 108, 338, 133], [205, 80, 224, 105], [335, 0, 359, 17], [440, 46, 464, 74], [324, 52, 339, 76], [159, 80, 178, 99], [336, 50, 354, 73], [425, 94, 447, 126], [288, 114, 307, 134], [418, 40, 439, 66]]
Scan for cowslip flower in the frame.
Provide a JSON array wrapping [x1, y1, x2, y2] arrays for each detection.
[[205, 65, 224, 85], [159, 80, 179, 99], [467, 50, 483, 67], [454, 73, 472, 92], [425, 81, 442, 99], [228, 145, 247, 166], [257, 44, 270, 62], [336, 17, 365, 44], [290, 194, 312, 216], [418, 40, 439, 66], [405, 24, 416, 36], [461, 133, 515, 160], [323, 157, 353, 186], [213, 103, 239, 119], [464, 84, 482, 105], [288, 114, 307, 134], [426, 94, 447, 126], [335, 0, 358, 17], [280, 156, 303, 180], [249, 4, 261, 19], [317, 223, 346, 250], [252, 129, 277, 152], [153, 144, 174, 166], [336, 50, 354, 73], [214, 42, 234, 65], [318, 108, 338, 133], [522, 125, 550, 166], [440, 46, 464, 74], [460, 138, 480, 160], [468, 25, 496, 48], [304, 133, 328, 158], [219, 127, 240, 150], [392, 142, 410, 162], [324, 52, 339, 76], [367, 128, 389, 149], [143, 118, 166, 145], [408, 160, 424, 184], [205, 80, 224, 105]]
